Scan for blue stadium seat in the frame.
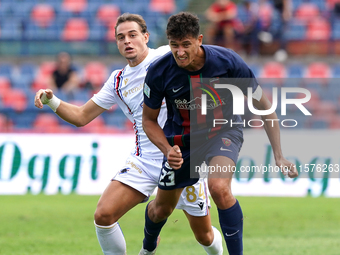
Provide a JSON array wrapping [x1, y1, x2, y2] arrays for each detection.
[[309, 0, 326, 11], [284, 20, 306, 41], [0, 19, 23, 40], [88, 20, 107, 40], [102, 109, 128, 129], [24, 21, 61, 40], [332, 21, 340, 40], [286, 63, 305, 78]]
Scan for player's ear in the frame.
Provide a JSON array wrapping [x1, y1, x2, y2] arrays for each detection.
[[144, 32, 149, 44], [197, 34, 203, 46]]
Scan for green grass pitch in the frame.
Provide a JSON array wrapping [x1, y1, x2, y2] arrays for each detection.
[[1, 195, 340, 255]]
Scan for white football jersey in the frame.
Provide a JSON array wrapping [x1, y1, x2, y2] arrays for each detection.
[[92, 45, 170, 159]]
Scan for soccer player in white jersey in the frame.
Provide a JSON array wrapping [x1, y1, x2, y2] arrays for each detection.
[[34, 13, 223, 255]]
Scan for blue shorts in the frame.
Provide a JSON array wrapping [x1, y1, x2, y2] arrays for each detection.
[[158, 129, 243, 190]]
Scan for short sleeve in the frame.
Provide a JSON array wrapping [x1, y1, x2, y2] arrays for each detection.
[[143, 65, 164, 109], [91, 71, 118, 110]]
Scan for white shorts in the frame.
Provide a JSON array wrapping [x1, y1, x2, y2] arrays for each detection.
[[112, 154, 210, 217]]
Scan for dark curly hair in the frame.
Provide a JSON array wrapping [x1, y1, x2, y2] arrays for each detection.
[[115, 13, 148, 37], [166, 12, 200, 40]]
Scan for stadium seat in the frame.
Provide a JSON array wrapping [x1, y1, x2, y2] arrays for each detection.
[[62, 0, 87, 13], [295, 3, 320, 22], [31, 61, 56, 91], [78, 114, 107, 133], [305, 62, 331, 79], [149, 0, 176, 14], [284, 20, 307, 41], [2, 89, 27, 112], [0, 113, 12, 132], [306, 18, 331, 40], [24, 21, 61, 40], [260, 62, 287, 79], [30, 4, 55, 27], [62, 18, 89, 41], [33, 113, 61, 133], [286, 63, 305, 78], [312, 101, 337, 117], [106, 21, 117, 41], [0, 63, 13, 80], [83, 61, 108, 89], [0, 19, 22, 40], [96, 4, 120, 25], [0, 76, 11, 95]]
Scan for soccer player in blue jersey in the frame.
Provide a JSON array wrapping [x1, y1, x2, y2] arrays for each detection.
[[141, 12, 298, 255]]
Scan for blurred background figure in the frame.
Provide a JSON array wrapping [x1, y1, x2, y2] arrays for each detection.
[[205, 0, 238, 49], [48, 52, 80, 93], [236, 0, 261, 55]]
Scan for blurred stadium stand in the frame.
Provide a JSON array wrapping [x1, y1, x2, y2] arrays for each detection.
[[0, 0, 339, 132]]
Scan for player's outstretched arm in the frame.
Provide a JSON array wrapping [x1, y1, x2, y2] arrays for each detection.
[[252, 91, 298, 178], [142, 103, 183, 169], [34, 89, 105, 127]]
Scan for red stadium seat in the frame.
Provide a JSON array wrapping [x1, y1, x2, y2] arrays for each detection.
[[106, 21, 117, 41], [79, 115, 107, 133], [2, 89, 27, 112], [149, 0, 176, 14], [295, 3, 320, 22], [31, 61, 56, 91], [0, 113, 12, 132], [312, 101, 337, 116], [33, 113, 61, 133], [97, 4, 120, 25], [31, 4, 55, 27], [260, 62, 286, 79], [62, 18, 89, 41], [306, 18, 330, 40], [305, 62, 331, 79], [62, 0, 87, 13], [83, 61, 108, 89], [0, 76, 11, 95]]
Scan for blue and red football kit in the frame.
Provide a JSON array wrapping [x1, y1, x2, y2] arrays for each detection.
[[144, 45, 258, 190]]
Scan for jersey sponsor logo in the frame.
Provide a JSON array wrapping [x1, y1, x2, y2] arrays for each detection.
[[174, 98, 226, 110], [198, 202, 204, 210], [123, 83, 143, 97], [144, 83, 150, 98], [126, 161, 142, 174], [172, 86, 184, 93]]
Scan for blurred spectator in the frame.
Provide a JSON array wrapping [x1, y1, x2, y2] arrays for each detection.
[[271, 0, 292, 61], [237, 0, 261, 55], [48, 52, 80, 93], [205, 0, 238, 49]]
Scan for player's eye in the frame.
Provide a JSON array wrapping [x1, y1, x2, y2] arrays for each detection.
[[117, 36, 124, 41]]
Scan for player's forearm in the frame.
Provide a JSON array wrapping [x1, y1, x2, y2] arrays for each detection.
[[55, 101, 88, 127], [261, 112, 284, 161], [143, 119, 172, 156]]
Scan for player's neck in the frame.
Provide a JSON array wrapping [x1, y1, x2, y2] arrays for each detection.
[[185, 47, 205, 72], [127, 47, 149, 67]]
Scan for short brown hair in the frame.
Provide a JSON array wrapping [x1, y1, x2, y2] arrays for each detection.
[[166, 12, 200, 40], [115, 13, 148, 37]]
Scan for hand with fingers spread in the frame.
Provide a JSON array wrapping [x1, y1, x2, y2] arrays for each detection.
[[166, 145, 183, 170], [276, 158, 298, 178]]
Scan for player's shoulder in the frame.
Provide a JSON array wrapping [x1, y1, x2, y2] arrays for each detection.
[[147, 50, 173, 73], [204, 45, 247, 67], [204, 45, 239, 59]]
